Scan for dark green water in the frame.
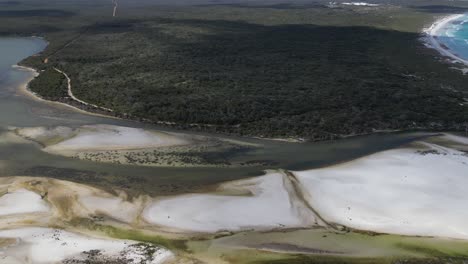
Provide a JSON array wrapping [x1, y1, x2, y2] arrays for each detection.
[[0, 37, 434, 195]]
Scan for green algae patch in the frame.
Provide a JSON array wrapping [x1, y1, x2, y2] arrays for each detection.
[[394, 240, 468, 258], [221, 249, 297, 264], [249, 255, 394, 264], [216, 249, 397, 264], [395, 243, 447, 258], [68, 218, 187, 251], [99, 225, 187, 251], [204, 228, 468, 262], [249, 255, 468, 264]]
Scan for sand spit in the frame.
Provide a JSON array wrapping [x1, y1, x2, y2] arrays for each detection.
[[14, 124, 189, 152], [424, 14, 468, 66], [13, 65, 112, 118], [11, 124, 193, 166], [0, 227, 173, 264], [293, 139, 468, 240], [10, 124, 260, 167], [143, 171, 319, 233]]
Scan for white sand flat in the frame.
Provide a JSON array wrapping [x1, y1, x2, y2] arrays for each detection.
[[143, 171, 316, 233], [0, 189, 49, 216], [0, 227, 173, 264], [15, 125, 188, 152], [293, 142, 468, 239], [442, 133, 468, 145], [48, 125, 184, 151]]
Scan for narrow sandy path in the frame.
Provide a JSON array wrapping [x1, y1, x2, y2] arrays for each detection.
[[112, 0, 118, 17], [53, 67, 113, 112]]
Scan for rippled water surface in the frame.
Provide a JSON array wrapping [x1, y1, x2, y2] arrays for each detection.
[[437, 14, 468, 60]]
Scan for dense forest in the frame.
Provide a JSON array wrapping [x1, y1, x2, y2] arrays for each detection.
[[28, 68, 67, 100], [14, 0, 468, 140]]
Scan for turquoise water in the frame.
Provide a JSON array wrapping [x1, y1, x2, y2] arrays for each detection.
[[437, 14, 468, 61]]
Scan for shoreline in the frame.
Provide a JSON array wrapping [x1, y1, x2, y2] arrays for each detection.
[[14, 63, 311, 142], [13, 66, 460, 143], [424, 13, 468, 66], [13, 64, 121, 120], [12, 38, 466, 143]]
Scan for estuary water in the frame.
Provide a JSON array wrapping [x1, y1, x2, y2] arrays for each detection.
[[0, 37, 434, 195]]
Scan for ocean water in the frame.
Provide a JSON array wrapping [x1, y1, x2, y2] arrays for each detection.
[[436, 14, 468, 61]]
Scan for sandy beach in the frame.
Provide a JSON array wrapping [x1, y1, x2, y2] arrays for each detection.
[[13, 64, 120, 119], [425, 14, 468, 66]]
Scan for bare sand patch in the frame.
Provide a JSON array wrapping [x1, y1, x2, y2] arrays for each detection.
[[0, 227, 173, 264], [14, 124, 189, 153], [142, 171, 318, 233], [293, 138, 468, 239], [0, 188, 49, 216], [441, 133, 468, 145]]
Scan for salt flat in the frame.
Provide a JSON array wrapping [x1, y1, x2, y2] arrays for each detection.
[[293, 141, 468, 239], [0, 227, 173, 264], [143, 171, 317, 233], [0, 189, 49, 216]]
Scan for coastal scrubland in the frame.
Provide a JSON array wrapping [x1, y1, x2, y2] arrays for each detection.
[[1, 0, 466, 140]]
